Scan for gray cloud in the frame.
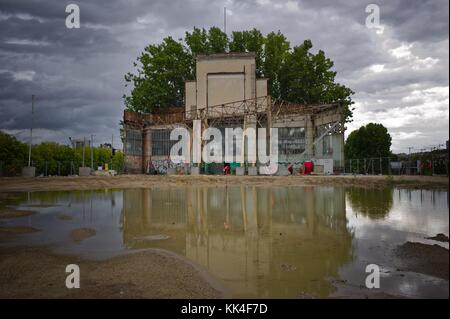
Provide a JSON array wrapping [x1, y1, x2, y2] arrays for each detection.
[[0, 0, 448, 152]]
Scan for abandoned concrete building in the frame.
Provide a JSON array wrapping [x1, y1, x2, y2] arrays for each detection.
[[123, 52, 345, 175]]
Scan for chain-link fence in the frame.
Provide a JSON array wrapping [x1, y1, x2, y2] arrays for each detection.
[[0, 158, 125, 177], [343, 153, 449, 176]]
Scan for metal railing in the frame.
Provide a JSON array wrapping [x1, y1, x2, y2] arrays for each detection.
[[342, 154, 448, 176], [0, 159, 125, 177]]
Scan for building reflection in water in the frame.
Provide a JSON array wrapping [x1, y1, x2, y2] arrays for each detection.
[[122, 186, 353, 298]]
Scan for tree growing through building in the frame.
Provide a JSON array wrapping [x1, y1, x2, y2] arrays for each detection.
[[123, 27, 355, 122]]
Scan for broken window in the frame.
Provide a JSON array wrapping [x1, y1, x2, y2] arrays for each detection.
[[316, 124, 335, 156], [278, 127, 305, 155], [125, 129, 142, 156], [151, 129, 177, 156]]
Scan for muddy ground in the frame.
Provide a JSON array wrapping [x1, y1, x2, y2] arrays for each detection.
[[0, 245, 226, 299], [0, 175, 447, 299], [0, 174, 448, 192], [395, 242, 449, 280]]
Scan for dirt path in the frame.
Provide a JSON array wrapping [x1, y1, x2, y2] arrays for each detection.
[[0, 174, 447, 192]]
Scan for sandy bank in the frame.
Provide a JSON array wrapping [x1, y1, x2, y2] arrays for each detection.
[[0, 245, 226, 299], [395, 242, 449, 280], [0, 174, 447, 192]]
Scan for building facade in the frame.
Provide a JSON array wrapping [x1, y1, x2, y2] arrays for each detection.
[[123, 52, 345, 174]]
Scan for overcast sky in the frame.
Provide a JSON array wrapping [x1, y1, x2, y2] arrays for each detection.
[[0, 0, 448, 152]]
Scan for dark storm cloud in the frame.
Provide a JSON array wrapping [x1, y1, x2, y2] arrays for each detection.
[[0, 0, 448, 152]]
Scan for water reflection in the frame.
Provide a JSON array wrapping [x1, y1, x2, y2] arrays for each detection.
[[346, 187, 394, 219], [122, 186, 353, 297], [2, 186, 448, 298]]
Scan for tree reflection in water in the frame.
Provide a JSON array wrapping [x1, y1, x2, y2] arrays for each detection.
[[346, 187, 394, 219]]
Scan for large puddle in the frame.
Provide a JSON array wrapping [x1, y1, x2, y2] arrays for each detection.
[[0, 186, 448, 298]]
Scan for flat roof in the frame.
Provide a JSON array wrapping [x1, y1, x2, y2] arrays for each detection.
[[196, 52, 256, 61]]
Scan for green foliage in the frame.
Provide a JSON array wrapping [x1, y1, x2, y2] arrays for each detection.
[[124, 27, 354, 120], [279, 40, 354, 119], [229, 29, 265, 76], [263, 31, 290, 99], [0, 131, 125, 176], [345, 123, 392, 159], [347, 187, 394, 219], [124, 37, 193, 111], [112, 151, 124, 173], [0, 131, 28, 175]]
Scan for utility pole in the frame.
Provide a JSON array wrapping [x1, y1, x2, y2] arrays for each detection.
[[28, 95, 34, 167], [91, 134, 95, 170], [111, 134, 114, 171], [82, 136, 86, 167], [224, 7, 227, 34]]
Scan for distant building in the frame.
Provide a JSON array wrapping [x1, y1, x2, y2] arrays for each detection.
[[100, 143, 112, 149], [69, 138, 90, 149]]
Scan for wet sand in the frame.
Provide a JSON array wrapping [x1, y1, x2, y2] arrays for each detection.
[[0, 245, 226, 299], [0, 209, 36, 219], [70, 228, 96, 243], [0, 201, 227, 299], [395, 242, 449, 280], [0, 174, 448, 192], [0, 226, 40, 234], [425, 233, 449, 242]]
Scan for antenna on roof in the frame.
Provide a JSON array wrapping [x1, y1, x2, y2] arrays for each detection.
[[223, 7, 227, 34]]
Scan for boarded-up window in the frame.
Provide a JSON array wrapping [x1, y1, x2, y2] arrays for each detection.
[[278, 127, 305, 155], [125, 129, 142, 156]]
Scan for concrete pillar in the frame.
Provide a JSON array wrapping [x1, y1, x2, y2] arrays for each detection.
[[143, 128, 151, 174], [305, 115, 314, 160], [22, 166, 35, 177], [242, 114, 257, 169], [79, 167, 91, 176]]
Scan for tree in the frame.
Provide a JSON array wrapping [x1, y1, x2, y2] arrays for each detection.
[[112, 150, 124, 173], [124, 37, 193, 112], [263, 31, 290, 99], [229, 29, 265, 76], [0, 131, 28, 176], [345, 123, 392, 159], [0, 131, 125, 176], [124, 27, 354, 121], [279, 40, 354, 119]]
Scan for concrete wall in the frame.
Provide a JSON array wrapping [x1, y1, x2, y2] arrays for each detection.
[[256, 78, 268, 98], [195, 53, 256, 111], [207, 73, 245, 107], [185, 81, 196, 114]]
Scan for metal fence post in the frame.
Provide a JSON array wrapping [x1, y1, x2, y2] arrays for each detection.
[[380, 157, 382, 175]]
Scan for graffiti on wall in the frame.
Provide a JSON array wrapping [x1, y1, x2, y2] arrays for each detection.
[[146, 159, 185, 174]]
